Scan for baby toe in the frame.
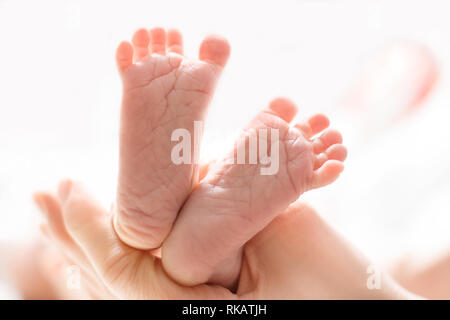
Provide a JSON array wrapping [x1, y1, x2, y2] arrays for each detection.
[[326, 144, 347, 162], [311, 160, 345, 189], [268, 97, 298, 123], [131, 28, 150, 61], [149, 27, 167, 55], [294, 114, 330, 138], [313, 144, 347, 170], [167, 29, 183, 55], [312, 129, 343, 154], [199, 35, 231, 67]]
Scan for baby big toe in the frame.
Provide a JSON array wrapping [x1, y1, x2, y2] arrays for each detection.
[[199, 35, 231, 67], [116, 41, 134, 72], [267, 97, 298, 122]]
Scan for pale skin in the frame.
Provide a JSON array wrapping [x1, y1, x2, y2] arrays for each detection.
[[114, 27, 232, 251], [114, 27, 347, 288], [34, 180, 417, 300]]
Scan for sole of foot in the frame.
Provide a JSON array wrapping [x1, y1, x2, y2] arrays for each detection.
[[114, 27, 231, 250], [162, 97, 347, 288]]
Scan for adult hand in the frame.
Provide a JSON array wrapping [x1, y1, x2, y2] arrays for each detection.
[[34, 180, 415, 299]]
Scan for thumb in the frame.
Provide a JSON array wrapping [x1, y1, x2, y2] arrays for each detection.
[[57, 180, 232, 299], [58, 180, 138, 285]]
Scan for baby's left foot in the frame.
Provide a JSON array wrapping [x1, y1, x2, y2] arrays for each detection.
[[162, 98, 347, 287], [114, 27, 230, 250]]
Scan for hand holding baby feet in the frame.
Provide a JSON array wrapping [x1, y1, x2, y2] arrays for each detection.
[[76, 28, 343, 291], [162, 98, 347, 288], [114, 27, 230, 250], [34, 182, 415, 300]]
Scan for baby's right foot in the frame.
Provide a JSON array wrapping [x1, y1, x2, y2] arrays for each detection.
[[114, 27, 230, 249], [162, 98, 347, 287]]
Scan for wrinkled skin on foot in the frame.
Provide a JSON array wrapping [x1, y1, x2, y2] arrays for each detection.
[[162, 97, 347, 287], [114, 27, 230, 250]]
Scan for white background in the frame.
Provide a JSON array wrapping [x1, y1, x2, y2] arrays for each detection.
[[1, 0, 450, 296]]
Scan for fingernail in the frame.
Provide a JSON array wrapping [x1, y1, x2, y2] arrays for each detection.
[[58, 179, 73, 204]]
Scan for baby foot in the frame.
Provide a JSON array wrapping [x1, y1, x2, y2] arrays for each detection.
[[114, 27, 230, 249], [162, 98, 347, 287]]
